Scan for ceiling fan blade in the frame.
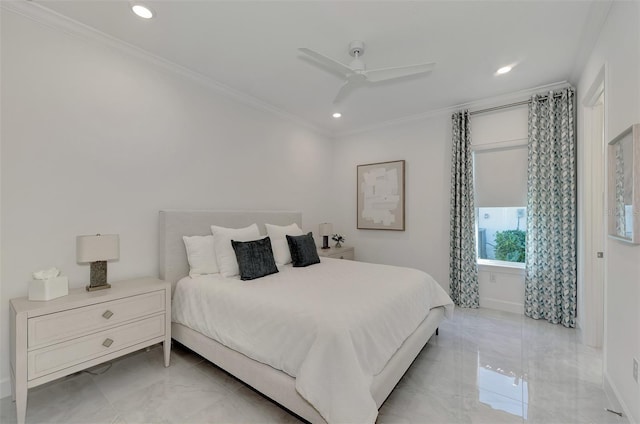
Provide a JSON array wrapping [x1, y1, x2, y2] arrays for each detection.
[[299, 48, 353, 77], [364, 62, 436, 83], [333, 80, 358, 104]]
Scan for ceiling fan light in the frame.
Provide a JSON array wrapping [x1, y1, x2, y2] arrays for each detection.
[[496, 66, 512, 75], [332, 112, 342, 118], [132, 4, 154, 19]]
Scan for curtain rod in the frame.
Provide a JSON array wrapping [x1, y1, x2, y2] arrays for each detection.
[[469, 92, 567, 116]]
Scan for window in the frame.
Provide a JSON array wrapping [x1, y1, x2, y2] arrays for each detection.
[[477, 207, 526, 263], [473, 145, 528, 265]]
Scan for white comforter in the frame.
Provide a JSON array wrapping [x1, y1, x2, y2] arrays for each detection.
[[172, 258, 453, 424]]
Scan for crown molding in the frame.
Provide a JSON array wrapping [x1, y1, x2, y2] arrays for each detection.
[[1, 1, 334, 138], [1, 1, 577, 142], [336, 81, 572, 138]]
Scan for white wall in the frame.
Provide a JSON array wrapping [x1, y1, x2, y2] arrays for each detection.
[[0, 10, 334, 397], [332, 106, 529, 310], [577, 1, 640, 422], [332, 117, 451, 289]]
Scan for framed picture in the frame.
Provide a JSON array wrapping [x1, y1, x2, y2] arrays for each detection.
[[357, 160, 405, 231], [607, 124, 640, 244]]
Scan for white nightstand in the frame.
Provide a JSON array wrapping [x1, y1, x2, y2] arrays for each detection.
[[9, 277, 171, 424], [317, 245, 355, 260]]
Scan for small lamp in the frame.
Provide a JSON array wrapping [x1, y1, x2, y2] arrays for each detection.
[[319, 223, 333, 250], [76, 234, 119, 291]]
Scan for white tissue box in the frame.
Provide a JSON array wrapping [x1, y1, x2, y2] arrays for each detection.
[[29, 276, 69, 301]]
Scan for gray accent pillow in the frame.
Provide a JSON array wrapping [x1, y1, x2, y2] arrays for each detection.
[[286, 232, 321, 267], [231, 237, 279, 281]]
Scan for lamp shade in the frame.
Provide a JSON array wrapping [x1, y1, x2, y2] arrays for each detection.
[[76, 234, 119, 263], [319, 223, 333, 236]]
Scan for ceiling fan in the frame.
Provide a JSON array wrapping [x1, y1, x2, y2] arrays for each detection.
[[299, 40, 436, 104]]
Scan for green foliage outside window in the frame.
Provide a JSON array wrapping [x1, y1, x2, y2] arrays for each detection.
[[494, 229, 526, 263]]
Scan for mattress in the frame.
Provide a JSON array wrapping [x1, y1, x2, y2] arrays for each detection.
[[172, 258, 453, 423]]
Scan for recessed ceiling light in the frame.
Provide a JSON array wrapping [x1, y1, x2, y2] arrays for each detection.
[[496, 66, 512, 75], [132, 4, 154, 19], [332, 112, 342, 118]]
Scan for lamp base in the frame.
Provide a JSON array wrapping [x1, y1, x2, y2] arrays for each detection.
[[321, 235, 330, 249], [86, 283, 111, 292], [86, 260, 111, 292]]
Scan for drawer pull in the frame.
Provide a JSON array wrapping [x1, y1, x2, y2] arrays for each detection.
[[102, 310, 114, 319], [102, 338, 114, 348]]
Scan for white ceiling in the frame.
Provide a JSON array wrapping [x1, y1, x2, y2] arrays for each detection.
[[33, 0, 604, 136]]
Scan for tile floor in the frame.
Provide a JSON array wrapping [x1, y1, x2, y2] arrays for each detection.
[[0, 308, 627, 424]]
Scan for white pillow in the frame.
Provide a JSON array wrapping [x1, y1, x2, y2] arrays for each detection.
[[265, 223, 304, 265], [182, 235, 218, 277], [211, 224, 261, 277]]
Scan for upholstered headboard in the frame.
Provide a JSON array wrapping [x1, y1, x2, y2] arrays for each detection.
[[159, 210, 302, 291]]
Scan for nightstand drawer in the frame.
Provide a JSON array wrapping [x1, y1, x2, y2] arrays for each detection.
[[317, 246, 354, 261], [27, 314, 165, 380], [28, 290, 165, 349], [328, 250, 354, 260]]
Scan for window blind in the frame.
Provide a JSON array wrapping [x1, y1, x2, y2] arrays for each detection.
[[474, 146, 528, 207]]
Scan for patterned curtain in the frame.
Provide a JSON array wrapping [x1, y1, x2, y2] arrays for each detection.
[[615, 142, 626, 236], [525, 88, 577, 327], [449, 110, 479, 308]]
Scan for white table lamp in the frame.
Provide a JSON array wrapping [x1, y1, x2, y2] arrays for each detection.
[[77, 234, 119, 291], [319, 223, 333, 250]]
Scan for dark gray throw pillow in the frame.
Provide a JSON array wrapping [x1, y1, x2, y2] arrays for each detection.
[[286, 232, 321, 267], [231, 237, 279, 281]]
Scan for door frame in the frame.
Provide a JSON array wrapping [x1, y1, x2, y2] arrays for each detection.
[[580, 65, 606, 348]]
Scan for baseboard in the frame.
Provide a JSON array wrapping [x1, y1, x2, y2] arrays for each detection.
[[575, 315, 583, 330], [0, 377, 11, 400], [575, 316, 584, 344], [479, 297, 524, 315], [604, 371, 637, 424]]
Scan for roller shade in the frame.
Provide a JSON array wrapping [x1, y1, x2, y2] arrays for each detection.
[[474, 146, 528, 207]]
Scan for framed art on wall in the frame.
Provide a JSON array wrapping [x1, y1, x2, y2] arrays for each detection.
[[357, 160, 405, 231], [607, 123, 640, 244]]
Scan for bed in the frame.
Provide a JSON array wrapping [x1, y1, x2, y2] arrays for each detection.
[[159, 210, 453, 424]]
